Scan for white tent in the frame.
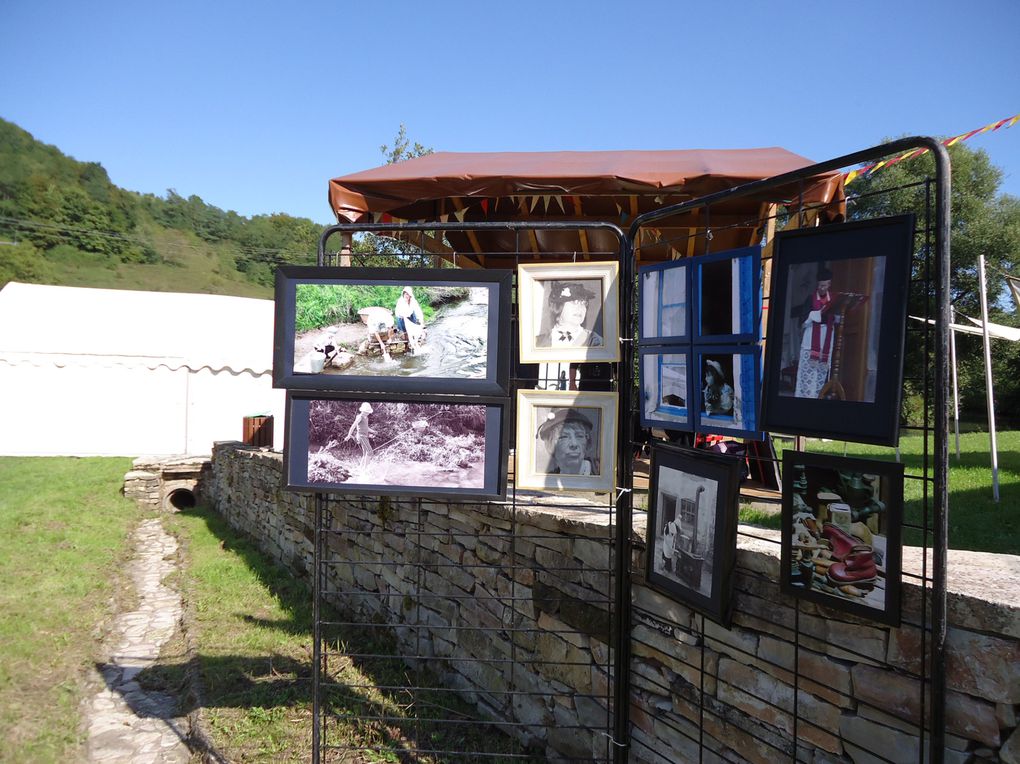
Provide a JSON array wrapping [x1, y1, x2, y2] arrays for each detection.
[[0, 282, 284, 456]]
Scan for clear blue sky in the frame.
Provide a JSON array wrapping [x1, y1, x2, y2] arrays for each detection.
[[2, 0, 1018, 225]]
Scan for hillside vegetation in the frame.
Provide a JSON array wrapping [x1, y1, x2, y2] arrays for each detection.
[[0, 117, 322, 297]]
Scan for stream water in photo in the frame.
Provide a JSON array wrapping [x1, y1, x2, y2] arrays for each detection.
[[345, 287, 489, 378]]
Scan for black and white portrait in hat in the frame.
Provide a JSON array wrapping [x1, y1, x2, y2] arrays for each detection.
[[534, 279, 605, 349], [534, 405, 602, 476]]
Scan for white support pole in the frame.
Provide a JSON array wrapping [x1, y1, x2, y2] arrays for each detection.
[[949, 319, 961, 460], [977, 255, 1000, 502]]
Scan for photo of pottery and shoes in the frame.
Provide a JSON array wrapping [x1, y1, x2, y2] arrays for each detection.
[[784, 456, 901, 617]]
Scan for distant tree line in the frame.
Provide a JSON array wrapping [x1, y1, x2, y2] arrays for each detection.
[[0, 117, 320, 290]]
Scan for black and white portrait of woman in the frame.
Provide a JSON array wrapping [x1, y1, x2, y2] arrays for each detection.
[[534, 406, 601, 476], [534, 280, 604, 349]]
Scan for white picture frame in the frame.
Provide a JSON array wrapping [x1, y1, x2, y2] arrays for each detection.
[[517, 261, 620, 363], [515, 390, 617, 492]]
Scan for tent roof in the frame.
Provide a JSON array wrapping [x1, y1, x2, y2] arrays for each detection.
[[328, 148, 844, 265], [0, 282, 274, 375]]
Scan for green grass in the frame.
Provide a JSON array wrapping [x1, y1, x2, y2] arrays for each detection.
[[0, 457, 137, 763], [163, 503, 534, 763], [766, 431, 1020, 555]]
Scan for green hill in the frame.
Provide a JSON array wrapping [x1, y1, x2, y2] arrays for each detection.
[[0, 117, 322, 298]]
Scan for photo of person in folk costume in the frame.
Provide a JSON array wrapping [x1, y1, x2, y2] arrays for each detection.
[[792, 265, 839, 399]]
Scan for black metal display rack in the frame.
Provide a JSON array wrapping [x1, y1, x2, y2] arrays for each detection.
[[304, 137, 950, 764]]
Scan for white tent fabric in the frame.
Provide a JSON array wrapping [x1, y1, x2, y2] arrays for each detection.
[[0, 282, 284, 456], [909, 314, 1020, 342]]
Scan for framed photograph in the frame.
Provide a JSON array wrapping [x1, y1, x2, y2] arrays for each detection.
[[645, 444, 741, 624], [692, 245, 760, 344], [639, 347, 694, 432], [283, 392, 508, 500], [518, 261, 620, 364], [694, 346, 761, 440], [761, 215, 914, 445], [780, 451, 903, 626], [273, 266, 512, 395], [639, 259, 690, 344], [515, 390, 617, 492]]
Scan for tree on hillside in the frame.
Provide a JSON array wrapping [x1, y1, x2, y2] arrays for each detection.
[[349, 125, 437, 266], [846, 141, 1020, 422]]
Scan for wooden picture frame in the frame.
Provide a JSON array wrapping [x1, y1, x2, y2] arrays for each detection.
[[645, 443, 741, 624], [779, 450, 903, 626], [760, 215, 914, 446], [273, 266, 512, 395], [693, 345, 761, 440], [283, 391, 508, 501], [517, 261, 620, 364], [692, 245, 760, 345], [515, 390, 617, 492], [639, 347, 694, 432], [639, 259, 690, 345]]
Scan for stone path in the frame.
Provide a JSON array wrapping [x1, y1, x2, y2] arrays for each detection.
[[83, 518, 192, 763]]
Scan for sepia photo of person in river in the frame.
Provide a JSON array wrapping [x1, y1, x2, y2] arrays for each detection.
[[306, 399, 489, 489], [293, 282, 490, 379]]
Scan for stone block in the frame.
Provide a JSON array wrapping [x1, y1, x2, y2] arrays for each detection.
[[1002, 727, 1020, 764], [703, 619, 759, 661], [633, 585, 695, 631], [851, 663, 1001, 747]]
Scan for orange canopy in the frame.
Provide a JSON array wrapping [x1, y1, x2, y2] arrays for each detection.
[[328, 148, 844, 266]]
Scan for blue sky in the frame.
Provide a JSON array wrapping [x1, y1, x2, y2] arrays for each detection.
[[2, 1, 1018, 225]]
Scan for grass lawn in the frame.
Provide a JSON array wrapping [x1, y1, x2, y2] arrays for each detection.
[[0, 457, 137, 763], [162, 503, 533, 763], [753, 430, 1020, 555]]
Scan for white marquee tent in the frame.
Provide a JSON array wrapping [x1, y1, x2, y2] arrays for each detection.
[[0, 282, 284, 456]]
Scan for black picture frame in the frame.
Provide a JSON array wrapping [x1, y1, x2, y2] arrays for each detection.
[[760, 215, 914, 446], [779, 450, 903, 627], [273, 266, 512, 395], [645, 444, 741, 624], [638, 259, 691, 345], [639, 347, 694, 432], [283, 391, 508, 501], [693, 345, 761, 440], [692, 245, 760, 345]]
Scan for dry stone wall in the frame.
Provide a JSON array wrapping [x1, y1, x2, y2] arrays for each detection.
[[207, 442, 1020, 763]]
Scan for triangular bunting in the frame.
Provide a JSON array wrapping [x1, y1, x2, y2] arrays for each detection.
[[542, 195, 551, 213], [553, 195, 565, 214], [530, 196, 540, 213], [481, 199, 489, 215], [454, 207, 468, 223]]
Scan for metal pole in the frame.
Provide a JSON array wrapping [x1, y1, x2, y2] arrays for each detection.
[[949, 320, 961, 460], [977, 255, 1000, 502]]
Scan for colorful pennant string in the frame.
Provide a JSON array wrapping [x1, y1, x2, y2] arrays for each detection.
[[844, 113, 1019, 185]]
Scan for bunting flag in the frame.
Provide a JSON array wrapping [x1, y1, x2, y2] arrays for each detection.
[[845, 112, 1020, 186], [542, 195, 551, 213], [439, 213, 450, 223], [529, 196, 540, 213], [453, 207, 468, 223], [553, 195, 565, 214], [480, 199, 489, 215]]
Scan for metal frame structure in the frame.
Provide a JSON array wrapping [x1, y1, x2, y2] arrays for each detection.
[[305, 136, 950, 763], [625, 137, 950, 763], [312, 220, 631, 763]]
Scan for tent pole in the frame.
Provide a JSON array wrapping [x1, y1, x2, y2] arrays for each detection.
[[949, 318, 961, 460], [977, 255, 1000, 502]]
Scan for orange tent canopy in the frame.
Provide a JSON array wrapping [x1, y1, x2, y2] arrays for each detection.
[[328, 148, 844, 266]]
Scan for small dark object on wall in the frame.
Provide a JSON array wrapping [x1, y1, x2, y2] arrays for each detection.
[[243, 415, 273, 447]]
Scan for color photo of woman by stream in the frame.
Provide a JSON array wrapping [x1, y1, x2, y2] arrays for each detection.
[[306, 399, 490, 490], [293, 283, 490, 380]]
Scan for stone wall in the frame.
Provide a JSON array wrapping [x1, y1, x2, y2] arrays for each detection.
[[206, 442, 1020, 763]]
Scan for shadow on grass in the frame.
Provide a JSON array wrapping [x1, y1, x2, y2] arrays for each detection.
[[115, 503, 543, 763]]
